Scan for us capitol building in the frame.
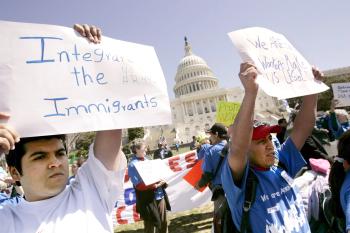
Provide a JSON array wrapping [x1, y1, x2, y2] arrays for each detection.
[[139, 38, 287, 148]]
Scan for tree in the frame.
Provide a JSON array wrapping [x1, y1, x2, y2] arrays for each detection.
[[128, 127, 145, 142], [74, 132, 96, 157]]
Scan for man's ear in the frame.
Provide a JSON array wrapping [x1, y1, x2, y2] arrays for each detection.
[[9, 166, 21, 181]]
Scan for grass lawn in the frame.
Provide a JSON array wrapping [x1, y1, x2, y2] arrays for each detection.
[[115, 203, 213, 233]]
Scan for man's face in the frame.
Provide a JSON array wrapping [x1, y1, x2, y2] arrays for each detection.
[[279, 120, 287, 128], [136, 144, 147, 158], [337, 114, 348, 124], [208, 133, 219, 145], [11, 138, 69, 202], [248, 134, 275, 168]]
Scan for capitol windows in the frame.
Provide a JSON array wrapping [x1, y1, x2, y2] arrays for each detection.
[[196, 102, 203, 114], [187, 103, 194, 116], [204, 107, 209, 113], [195, 125, 200, 131], [205, 123, 210, 130], [210, 100, 216, 112], [185, 127, 190, 135]]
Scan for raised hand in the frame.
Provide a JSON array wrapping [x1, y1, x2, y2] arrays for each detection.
[[238, 62, 259, 95], [73, 24, 102, 44]]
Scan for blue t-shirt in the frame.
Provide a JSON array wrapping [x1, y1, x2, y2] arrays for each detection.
[[202, 141, 226, 186], [340, 171, 350, 231], [222, 138, 310, 233], [197, 143, 211, 160], [328, 113, 350, 139], [0, 193, 22, 209], [128, 155, 164, 200]]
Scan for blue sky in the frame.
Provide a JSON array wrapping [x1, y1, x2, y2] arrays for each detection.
[[1, 0, 349, 99]]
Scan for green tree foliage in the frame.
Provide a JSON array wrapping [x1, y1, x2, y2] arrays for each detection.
[[74, 132, 96, 157], [128, 127, 144, 142]]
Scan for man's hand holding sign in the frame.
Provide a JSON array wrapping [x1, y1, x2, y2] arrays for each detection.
[[0, 21, 171, 233]]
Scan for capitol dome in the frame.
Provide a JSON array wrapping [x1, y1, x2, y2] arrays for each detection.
[[173, 37, 219, 98]]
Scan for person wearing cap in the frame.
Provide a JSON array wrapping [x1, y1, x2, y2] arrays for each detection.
[[195, 122, 228, 233], [153, 142, 173, 160], [221, 62, 324, 232]]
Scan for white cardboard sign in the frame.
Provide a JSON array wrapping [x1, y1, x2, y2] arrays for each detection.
[[0, 21, 172, 137], [133, 159, 174, 185], [332, 82, 350, 107], [228, 27, 329, 99]]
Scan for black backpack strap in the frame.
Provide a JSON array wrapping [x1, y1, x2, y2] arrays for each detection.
[[240, 167, 258, 233], [277, 161, 288, 172]]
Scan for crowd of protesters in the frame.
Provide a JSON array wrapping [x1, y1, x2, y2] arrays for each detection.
[[1, 23, 350, 233]]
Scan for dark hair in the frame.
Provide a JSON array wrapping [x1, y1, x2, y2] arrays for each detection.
[[278, 118, 287, 125], [329, 130, 350, 218], [5, 135, 66, 175], [130, 139, 145, 154]]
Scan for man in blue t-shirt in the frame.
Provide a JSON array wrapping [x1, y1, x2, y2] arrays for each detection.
[[222, 62, 324, 233], [195, 123, 228, 233]]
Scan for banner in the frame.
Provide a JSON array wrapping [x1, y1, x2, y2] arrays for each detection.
[[0, 21, 171, 137], [228, 27, 329, 99], [112, 151, 212, 226], [331, 82, 350, 107], [216, 101, 241, 126]]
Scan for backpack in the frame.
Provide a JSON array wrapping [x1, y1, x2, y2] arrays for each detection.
[[318, 193, 345, 233]]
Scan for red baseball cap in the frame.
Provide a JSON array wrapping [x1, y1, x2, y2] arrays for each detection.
[[252, 121, 282, 140]]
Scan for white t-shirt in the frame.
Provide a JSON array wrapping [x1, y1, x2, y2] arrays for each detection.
[[0, 144, 127, 233]]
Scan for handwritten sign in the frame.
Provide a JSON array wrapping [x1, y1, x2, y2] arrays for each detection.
[[216, 101, 241, 126], [0, 21, 171, 137], [133, 159, 174, 185], [228, 27, 328, 99], [332, 82, 350, 107]]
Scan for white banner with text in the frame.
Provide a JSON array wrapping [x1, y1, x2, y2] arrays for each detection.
[[0, 21, 171, 137]]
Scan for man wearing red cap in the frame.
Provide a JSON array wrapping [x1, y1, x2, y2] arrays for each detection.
[[221, 63, 324, 233]]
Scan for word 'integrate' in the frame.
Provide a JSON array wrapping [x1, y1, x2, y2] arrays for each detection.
[[19, 36, 126, 64]]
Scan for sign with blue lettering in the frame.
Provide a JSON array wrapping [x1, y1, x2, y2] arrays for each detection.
[[332, 82, 350, 107], [228, 27, 329, 99], [0, 21, 172, 137]]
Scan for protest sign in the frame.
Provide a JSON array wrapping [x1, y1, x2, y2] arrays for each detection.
[[216, 101, 241, 126], [133, 159, 174, 185], [332, 82, 350, 107], [113, 151, 211, 225], [228, 27, 328, 99], [0, 21, 171, 137]]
